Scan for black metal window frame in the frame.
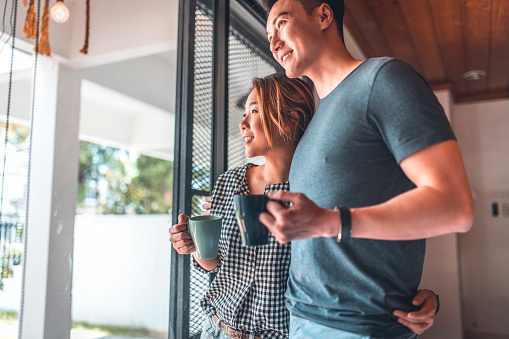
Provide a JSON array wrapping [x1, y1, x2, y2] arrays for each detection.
[[170, 1, 281, 338]]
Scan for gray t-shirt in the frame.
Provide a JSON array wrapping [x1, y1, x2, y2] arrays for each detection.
[[286, 58, 456, 338]]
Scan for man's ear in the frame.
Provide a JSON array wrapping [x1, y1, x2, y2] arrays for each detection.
[[317, 3, 334, 31]]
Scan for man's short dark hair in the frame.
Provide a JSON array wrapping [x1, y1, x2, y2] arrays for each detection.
[[262, 0, 344, 41]]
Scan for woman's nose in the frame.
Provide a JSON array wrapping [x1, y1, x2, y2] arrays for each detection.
[[239, 118, 248, 131]]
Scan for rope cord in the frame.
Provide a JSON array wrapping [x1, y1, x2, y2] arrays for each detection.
[[18, 0, 40, 335], [1, 0, 18, 250], [80, 0, 90, 54]]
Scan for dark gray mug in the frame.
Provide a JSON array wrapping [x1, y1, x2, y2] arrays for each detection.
[[233, 194, 283, 246], [187, 215, 222, 259]]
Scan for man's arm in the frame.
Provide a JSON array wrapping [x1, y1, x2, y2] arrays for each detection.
[[260, 140, 474, 243]]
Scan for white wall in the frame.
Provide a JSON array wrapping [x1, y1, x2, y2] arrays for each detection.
[[72, 214, 172, 333], [453, 99, 509, 339], [1, 214, 172, 333], [419, 97, 509, 339], [419, 89, 463, 339]]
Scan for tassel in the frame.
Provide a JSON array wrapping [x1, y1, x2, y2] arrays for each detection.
[[23, 0, 28, 6], [80, 0, 90, 54], [35, 0, 52, 56], [22, 0, 37, 39]]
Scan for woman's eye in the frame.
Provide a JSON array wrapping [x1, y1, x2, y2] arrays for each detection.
[[242, 113, 247, 118], [251, 109, 258, 114]]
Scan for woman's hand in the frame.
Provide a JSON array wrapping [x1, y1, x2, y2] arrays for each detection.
[[202, 196, 211, 215], [393, 289, 438, 334], [169, 214, 195, 254]]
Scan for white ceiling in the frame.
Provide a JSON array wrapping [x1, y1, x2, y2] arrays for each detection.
[[1, 0, 179, 160]]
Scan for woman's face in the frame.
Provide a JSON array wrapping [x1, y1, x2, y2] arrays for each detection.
[[239, 88, 271, 158]]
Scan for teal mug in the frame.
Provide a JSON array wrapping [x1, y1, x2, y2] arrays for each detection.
[[187, 215, 222, 259]]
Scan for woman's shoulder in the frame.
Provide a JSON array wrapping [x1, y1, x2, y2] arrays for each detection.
[[217, 163, 258, 181], [214, 164, 255, 194]]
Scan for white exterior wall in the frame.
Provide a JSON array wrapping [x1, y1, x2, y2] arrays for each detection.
[[72, 214, 172, 332], [1, 215, 172, 333]]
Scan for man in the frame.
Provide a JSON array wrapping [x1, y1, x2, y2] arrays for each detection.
[[259, 1, 474, 338]]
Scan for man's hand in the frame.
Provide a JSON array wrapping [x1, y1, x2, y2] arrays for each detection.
[[393, 289, 438, 335], [169, 214, 195, 254], [259, 191, 338, 244]]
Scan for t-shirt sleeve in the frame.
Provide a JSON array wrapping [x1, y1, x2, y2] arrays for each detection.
[[367, 60, 456, 164]]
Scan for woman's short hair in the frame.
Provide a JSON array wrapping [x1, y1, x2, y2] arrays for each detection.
[[251, 73, 315, 147]]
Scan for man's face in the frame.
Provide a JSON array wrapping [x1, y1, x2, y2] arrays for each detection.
[[266, 0, 320, 78]]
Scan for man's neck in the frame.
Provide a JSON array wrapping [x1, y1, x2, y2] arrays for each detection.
[[306, 44, 364, 99]]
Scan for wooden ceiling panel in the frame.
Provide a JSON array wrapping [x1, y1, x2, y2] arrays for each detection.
[[343, 12, 375, 57], [397, 0, 445, 81], [489, 0, 509, 91], [463, 0, 492, 94], [364, 0, 422, 73], [344, 0, 392, 57], [343, 0, 509, 103], [427, 0, 469, 96]]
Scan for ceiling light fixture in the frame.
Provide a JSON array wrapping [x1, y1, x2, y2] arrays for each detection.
[[463, 70, 486, 81], [50, 0, 70, 23]]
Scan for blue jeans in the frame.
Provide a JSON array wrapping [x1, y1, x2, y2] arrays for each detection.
[[289, 314, 418, 339], [200, 316, 258, 339]]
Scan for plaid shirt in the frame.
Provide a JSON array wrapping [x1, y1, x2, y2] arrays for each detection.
[[194, 164, 290, 339]]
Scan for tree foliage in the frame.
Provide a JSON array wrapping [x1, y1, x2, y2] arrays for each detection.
[[77, 141, 173, 215], [0, 122, 29, 151]]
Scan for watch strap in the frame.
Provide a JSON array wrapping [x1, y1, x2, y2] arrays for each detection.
[[336, 206, 351, 243]]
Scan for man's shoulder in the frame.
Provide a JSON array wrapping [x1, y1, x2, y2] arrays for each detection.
[[363, 57, 413, 75], [369, 57, 422, 81]]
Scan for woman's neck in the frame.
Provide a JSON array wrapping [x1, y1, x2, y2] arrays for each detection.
[[246, 145, 296, 194], [262, 152, 292, 185]]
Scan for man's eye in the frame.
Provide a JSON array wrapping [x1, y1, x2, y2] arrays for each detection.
[[277, 20, 285, 28]]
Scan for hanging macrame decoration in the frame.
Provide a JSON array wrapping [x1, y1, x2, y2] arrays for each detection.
[[34, 0, 52, 56], [80, 0, 90, 54], [22, 0, 38, 39], [22, 0, 81, 57]]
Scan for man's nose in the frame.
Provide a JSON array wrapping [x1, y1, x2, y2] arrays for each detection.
[[270, 37, 282, 54]]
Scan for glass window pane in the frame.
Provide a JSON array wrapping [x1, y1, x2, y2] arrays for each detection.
[[0, 42, 34, 339], [71, 54, 175, 339]]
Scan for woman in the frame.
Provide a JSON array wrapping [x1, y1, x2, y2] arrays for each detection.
[[169, 73, 437, 338]]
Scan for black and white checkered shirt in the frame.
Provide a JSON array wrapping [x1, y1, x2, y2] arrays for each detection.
[[194, 164, 290, 339]]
